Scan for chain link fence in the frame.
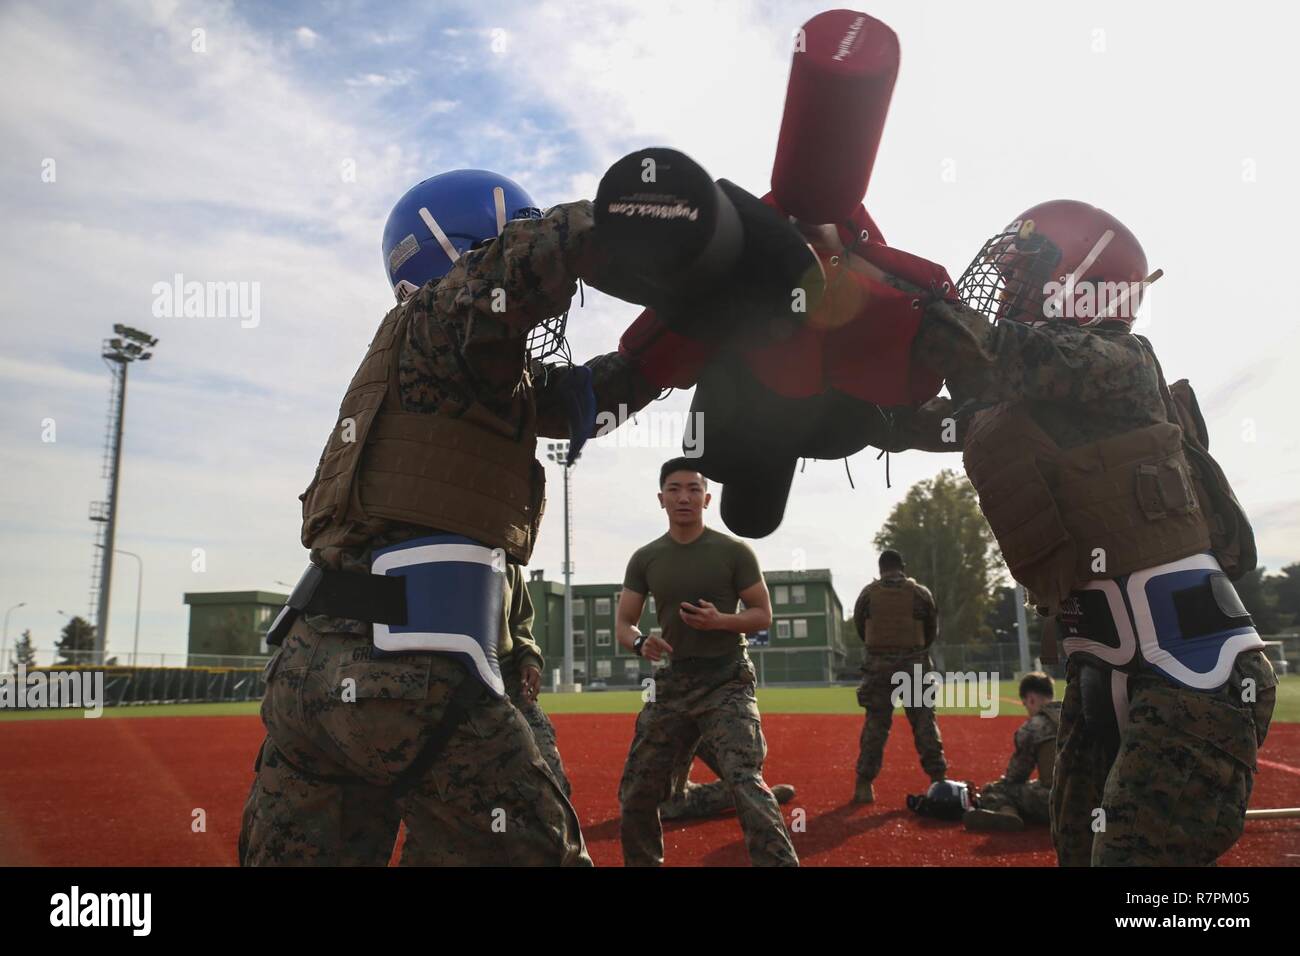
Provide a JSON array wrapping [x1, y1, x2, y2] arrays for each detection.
[[2, 648, 268, 710]]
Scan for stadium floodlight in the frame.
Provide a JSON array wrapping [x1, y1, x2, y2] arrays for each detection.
[[90, 325, 158, 665], [545, 441, 577, 690]]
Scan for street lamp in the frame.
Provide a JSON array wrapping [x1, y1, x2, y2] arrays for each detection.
[[98, 546, 143, 667], [545, 441, 576, 690], [2, 602, 26, 672]]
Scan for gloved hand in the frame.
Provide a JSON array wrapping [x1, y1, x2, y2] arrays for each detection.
[[618, 308, 718, 390]]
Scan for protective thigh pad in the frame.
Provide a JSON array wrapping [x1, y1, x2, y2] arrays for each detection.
[[1127, 554, 1265, 690], [371, 534, 507, 697], [1060, 584, 1134, 669]]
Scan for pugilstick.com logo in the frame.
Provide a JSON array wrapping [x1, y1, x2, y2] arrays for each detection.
[[0, 664, 104, 718], [50, 886, 151, 936]]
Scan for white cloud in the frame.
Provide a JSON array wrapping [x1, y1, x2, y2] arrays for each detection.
[[346, 70, 415, 87], [294, 25, 319, 49]]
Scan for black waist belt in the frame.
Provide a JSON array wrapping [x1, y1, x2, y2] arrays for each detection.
[[265, 564, 408, 646], [669, 647, 747, 671]]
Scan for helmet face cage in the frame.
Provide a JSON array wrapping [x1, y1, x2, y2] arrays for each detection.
[[526, 310, 570, 364], [955, 223, 1062, 324]]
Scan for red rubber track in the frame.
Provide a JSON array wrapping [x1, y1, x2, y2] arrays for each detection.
[[1, 713, 1296, 866]]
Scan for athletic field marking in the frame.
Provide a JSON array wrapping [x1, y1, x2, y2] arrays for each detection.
[[1258, 757, 1300, 777]]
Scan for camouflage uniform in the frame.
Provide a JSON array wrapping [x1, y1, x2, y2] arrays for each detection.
[[898, 291, 1279, 866], [1051, 654, 1275, 866], [852, 575, 948, 783], [977, 700, 1063, 824], [239, 202, 657, 866], [659, 737, 732, 821], [502, 664, 571, 798], [619, 653, 798, 866]]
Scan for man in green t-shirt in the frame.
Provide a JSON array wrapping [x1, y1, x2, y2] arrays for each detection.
[[615, 458, 798, 866]]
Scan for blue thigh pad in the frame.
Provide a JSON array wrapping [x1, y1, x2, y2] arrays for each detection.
[[371, 534, 507, 697], [1128, 554, 1264, 690]]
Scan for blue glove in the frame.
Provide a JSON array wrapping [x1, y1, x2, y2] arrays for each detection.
[[557, 364, 597, 462]]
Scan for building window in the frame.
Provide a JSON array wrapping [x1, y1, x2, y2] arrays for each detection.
[[595, 598, 611, 616], [648, 596, 656, 614], [651, 628, 662, 638], [793, 618, 808, 639], [596, 659, 612, 678], [573, 662, 587, 680], [791, 584, 806, 605], [774, 585, 789, 605], [624, 658, 641, 677], [596, 629, 611, 647], [572, 600, 585, 618], [573, 630, 586, 648], [776, 620, 791, 639]]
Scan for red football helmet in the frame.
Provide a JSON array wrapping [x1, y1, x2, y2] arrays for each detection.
[[956, 200, 1150, 327]]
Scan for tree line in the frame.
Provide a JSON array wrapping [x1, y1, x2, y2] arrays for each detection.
[[871, 469, 1300, 643]]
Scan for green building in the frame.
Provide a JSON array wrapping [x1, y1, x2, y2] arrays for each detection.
[[183, 590, 286, 663], [525, 568, 850, 687]]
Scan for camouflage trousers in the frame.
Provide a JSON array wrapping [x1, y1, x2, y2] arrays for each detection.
[[238, 622, 589, 866], [1051, 651, 1277, 867], [659, 739, 733, 822], [978, 778, 1050, 824], [618, 653, 798, 866], [504, 670, 572, 798], [856, 651, 947, 782]]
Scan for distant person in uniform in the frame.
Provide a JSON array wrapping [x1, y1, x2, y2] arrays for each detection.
[[964, 672, 1061, 831], [615, 458, 798, 866], [851, 549, 947, 804]]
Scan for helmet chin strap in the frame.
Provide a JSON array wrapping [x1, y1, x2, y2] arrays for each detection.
[[1091, 268, 1163, 325], [493, 186, 507, 236], [418, 207, 463, 265]]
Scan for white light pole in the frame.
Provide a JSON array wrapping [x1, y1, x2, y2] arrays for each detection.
[[1015, 583, 1031, 674], [97, 545, 142, 666], [2, 602, 26, 672], [545, 441, 575, 691]]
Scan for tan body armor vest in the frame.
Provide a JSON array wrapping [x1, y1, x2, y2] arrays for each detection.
[[864, 578, 926, 650], [300, 302, 545, 563], [962, 404, 1211, 611]]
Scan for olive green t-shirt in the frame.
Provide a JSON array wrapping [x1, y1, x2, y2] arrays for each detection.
[[622, 526, 763, 660]]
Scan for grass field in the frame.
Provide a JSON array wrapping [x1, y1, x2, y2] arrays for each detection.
[[3, 675, 1298, 722]]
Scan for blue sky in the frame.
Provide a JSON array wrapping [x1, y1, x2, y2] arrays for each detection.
[[1, 0, 1297, 661]]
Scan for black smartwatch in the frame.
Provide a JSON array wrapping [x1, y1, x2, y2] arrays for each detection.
[[633, 633, 649, 657]]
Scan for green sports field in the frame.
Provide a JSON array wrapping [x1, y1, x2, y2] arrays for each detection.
[[3, 675, 1298, 722]]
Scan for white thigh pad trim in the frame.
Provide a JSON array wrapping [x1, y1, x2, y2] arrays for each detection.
[[1127, 553, 1264, 690], [1061, 578, 1135, 667]]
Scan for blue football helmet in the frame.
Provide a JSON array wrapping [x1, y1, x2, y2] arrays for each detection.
[[381, 169, 543, 301]]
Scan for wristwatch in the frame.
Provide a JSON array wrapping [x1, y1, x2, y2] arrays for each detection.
[[633, 633, 649, 657]]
